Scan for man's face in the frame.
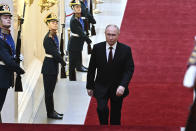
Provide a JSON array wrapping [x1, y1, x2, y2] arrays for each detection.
[[105, 26, 119, 46], [47, 20, 58, 31], [0, 15, 12, 28], [73, 5, 81, 14]]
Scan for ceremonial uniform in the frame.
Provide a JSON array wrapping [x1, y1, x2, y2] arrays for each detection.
[[68, 0, 92, 81], [0, 4, 25, 123], [41, 13, 66, 119], [185, 44, 196, 131], [76, 0, 96, 71], [80, 0, 96, 29], [188, 45, 196, 66]]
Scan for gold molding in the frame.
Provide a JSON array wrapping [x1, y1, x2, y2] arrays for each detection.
[[38, 0, 58, 13], [25, 0, 34, 6]]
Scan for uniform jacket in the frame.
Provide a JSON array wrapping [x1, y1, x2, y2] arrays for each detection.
[[86, 41, 134, 98], [41, 32, 66, 75], [68, 14, 91, 52], [188, 44, 196, 66], [0, 39, 22, 88], [80, 1, 96, 24]]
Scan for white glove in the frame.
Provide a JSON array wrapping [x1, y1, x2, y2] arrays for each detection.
[[183, 65, 196, 88], [19, 54, 24, 61]]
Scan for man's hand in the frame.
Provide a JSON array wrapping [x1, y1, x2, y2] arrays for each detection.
[[87, 89, 93, 97], [116, 86, 125, 96]]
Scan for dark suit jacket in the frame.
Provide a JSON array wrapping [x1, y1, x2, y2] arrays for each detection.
[[0, 39, 22, 88], [68, 14, 91, 52], [86, 41, 134, 98], [41, 32, 66, 75]]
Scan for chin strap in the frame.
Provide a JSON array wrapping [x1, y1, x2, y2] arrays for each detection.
[[0, 26, 10, 34]]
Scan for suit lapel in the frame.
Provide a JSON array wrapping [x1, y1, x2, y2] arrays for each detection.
[[102, 42, 107, 64], [113, 42, 120, 62]]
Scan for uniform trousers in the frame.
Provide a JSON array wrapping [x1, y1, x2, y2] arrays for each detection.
[[43, 74, 57, 114], [0, 88, 8, 123], [185, 89, 196, 131], [68, 51, 81, 80], [0, 88, 8, 112]]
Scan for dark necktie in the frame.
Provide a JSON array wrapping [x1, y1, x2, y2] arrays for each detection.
[[108, 46, 113, 63]]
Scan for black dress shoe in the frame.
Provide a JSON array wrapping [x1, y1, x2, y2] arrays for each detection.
[[76, 66, 88, 72], [47, 112, 63, 119], [82, 65, 88, 70], [69, 78, 76, 81], [69, 75, 76, 81], [54, 110, 64, 116]]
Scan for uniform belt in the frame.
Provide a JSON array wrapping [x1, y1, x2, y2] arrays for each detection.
[[45, 54, 53, 58], [0, 61, 5, 65], [71, 32, 79, 37]]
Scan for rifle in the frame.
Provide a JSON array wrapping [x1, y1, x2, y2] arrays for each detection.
[[15, 2, 26, 92], [87, 42, 92, 54], [84, 18, 90, 36], [60, 24, 67, 78], [86, 37, 92, 54], [90, 0, 96, 36]]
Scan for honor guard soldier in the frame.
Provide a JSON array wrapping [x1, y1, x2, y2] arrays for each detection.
[[184, 42, 196, 131], [68, 0, 92, 81], [78, 0, 96, 69], [79, 0, 96, 34], [0, 4, 25, 123], [41, 13, 66, 119]]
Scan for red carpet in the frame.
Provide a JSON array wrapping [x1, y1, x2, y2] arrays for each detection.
[[85, 0, 195, 126], [0, 124, 180, 131]]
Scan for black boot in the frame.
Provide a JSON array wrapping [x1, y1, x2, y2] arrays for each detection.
[[54, 110, 64, 116], [82, 65, 88, 70], [76, 66, 88, 72], [69, 70, 76, 81], [76, 52, 88, 72], [47, 111, 63, 119]]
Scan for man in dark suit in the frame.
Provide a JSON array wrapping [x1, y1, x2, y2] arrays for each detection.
[[0, 4, 25, 123], [41, 13, 66, 119], [86, 24, 134, 125], [68, 0, 92, 81]]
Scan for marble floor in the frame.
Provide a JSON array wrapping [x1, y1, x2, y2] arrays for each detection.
[[33, 0, 127, 124]]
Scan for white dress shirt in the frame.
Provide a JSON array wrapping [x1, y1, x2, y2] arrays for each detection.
[[106, 42, 117, 62]]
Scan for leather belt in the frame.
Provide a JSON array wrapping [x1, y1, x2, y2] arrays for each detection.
[[71, 32, 79, 37], [45, 54, 53, 58], [0, 61, 5, 65]]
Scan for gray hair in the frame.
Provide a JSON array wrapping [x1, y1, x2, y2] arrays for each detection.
[[105, 24, 120, 34]]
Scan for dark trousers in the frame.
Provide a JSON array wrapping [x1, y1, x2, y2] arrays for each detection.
[[96, 96, 123, 125], [43, 74, 57, 114], [68, 51, 81, 80], [185, 89, 196, 131], [0, 88, 8, 123], [0, 88, 8, 112]]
